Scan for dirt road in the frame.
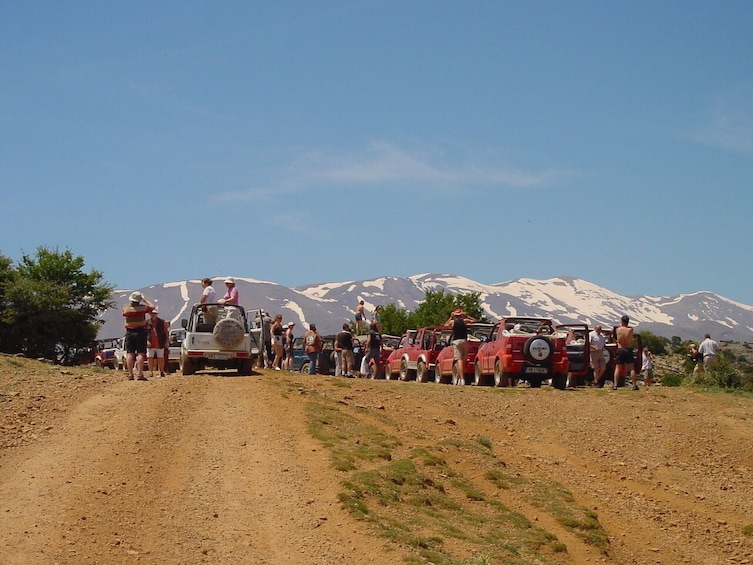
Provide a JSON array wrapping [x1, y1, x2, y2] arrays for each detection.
[[1, 356, 752, 564]]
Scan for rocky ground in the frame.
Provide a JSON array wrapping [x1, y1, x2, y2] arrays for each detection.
[[1, 354, 752, 564]]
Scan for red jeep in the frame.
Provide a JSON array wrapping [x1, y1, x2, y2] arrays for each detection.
[[383, 327, 448, 382], [474, 317, 569, 389], [434, 323, 494, 385]]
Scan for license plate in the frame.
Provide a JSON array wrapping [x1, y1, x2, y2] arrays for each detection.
[[525, 366, 549, 374], [207, 353, 230, 360]]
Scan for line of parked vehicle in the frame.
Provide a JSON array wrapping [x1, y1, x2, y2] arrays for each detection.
[[94, 305, 641, 388]]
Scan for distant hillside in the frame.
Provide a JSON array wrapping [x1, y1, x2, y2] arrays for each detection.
[[97, 274, 753, 343]]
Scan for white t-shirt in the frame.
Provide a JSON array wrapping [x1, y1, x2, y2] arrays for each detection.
[[202, 285, 217, 303], [589, 330, 606, 351]]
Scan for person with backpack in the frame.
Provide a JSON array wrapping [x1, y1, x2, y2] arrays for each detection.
[[303, 324, 323, 375]]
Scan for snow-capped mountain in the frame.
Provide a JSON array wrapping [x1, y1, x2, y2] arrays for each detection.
[[97, 274, 753, 342]]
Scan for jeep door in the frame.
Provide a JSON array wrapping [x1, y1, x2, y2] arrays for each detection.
[[557, 323, 590, 377]]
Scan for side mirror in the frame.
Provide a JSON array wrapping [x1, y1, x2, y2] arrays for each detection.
[[181, 319, 188, 329]]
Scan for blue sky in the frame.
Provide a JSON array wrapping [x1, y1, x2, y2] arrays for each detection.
[[2, 1, 752, 305]]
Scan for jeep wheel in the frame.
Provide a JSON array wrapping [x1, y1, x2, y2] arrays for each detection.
[[399, 359, 410, 381], [524, 336, 552, 363], [551, 373, 567, 390], [416, 360, 429, 383], [238, 358, 253, 376], [475, 362, 485, 386], [213, 318, 245, 349], [435, 364, 448, 384], [451, 362, 464, 385], [181, 356, 196, 376], [528, 375, 543, 388], [493, 360, 509, 387], [300, 361, 310, 374]]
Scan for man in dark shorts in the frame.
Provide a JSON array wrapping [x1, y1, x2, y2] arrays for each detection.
[[614, 315, 638, 391]]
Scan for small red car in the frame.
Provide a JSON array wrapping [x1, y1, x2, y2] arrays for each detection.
[[434, 323, 494, 385], [383, 327, 448, 382], [474, 317, 569, 388]]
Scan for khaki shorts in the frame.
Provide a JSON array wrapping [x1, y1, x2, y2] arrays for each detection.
[[342, 350, 355, 368]]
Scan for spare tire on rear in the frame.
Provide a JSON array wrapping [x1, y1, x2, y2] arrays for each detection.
[[524, 336, 552, 363], [213, 318, 245, 348]]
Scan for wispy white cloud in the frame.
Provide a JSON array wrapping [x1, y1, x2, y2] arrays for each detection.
[[214, 141, 569, 203], [291, 141, 565, 189], [693, 87, 753, 155]]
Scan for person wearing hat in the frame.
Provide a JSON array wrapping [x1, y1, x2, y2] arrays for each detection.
[[146, 308, 169, 378], [614, 315, 638, 390], [284, 322, 296, 371], [122, 291, 155, 381], [219, 278, 239, 306]]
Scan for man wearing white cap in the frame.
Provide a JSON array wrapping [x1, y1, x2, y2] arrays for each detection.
[[219, 278, 239, 306], [122, 291, 155, 381]]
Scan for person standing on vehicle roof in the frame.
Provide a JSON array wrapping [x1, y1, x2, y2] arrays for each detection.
[[355, 300, 366, 334], [200, 278, 218, 325], [122, 291, 154, 381], [219, 278, 239, 306]]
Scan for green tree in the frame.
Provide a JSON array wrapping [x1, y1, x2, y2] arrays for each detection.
[[1, 247, 114, 363], [378, 290, 488, 336], [409, 290, 457, 328], [640, 331, 669, 355], [378, 303, 411, 336]]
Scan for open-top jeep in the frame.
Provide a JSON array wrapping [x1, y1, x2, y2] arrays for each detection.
[[179, 303, 259, 376], [474, 317, 569, 389]]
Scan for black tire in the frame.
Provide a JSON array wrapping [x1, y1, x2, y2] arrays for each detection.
[[475, 361, 485, 386], [434, 363, 445, 383], [300, 361, 310, 374], [551, 373, 567, 390], [523, 336, 552, 363], [494, 360, 510, 387], [399, 359, 410, 381], [529, 376, 543, 388], [416, 360, 428, 383], [238, 358, 253, 376], [181, 356, 196, 376]]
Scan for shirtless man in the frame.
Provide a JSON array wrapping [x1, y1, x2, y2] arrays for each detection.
[[614, 315, 638, 391]]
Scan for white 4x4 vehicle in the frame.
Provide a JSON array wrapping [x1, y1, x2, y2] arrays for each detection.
[[180, 303, 259, 376]]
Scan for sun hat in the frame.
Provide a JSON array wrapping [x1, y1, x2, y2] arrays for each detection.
[[128, 291, 143, 303], [224, 278, 235, 285], [452, 308, 464, 316], [151, 307, 159, 314]]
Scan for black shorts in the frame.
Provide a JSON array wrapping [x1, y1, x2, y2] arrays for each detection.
[[616, 347, 634, 365], [125, 328, 148, 354]]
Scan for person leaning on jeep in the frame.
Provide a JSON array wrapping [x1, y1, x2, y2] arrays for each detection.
[[122, 291, 155, 381]]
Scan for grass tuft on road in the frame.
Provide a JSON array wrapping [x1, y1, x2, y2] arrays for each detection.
[[306, 395, 608, 564]]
